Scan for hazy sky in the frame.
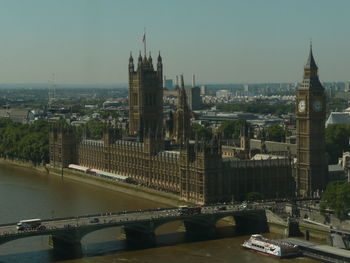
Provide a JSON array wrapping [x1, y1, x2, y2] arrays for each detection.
[[0, 0, 349, 85]]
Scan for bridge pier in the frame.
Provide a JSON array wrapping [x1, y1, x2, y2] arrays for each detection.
[[49, 229, 82, 258], [234, 210, 269, 235], [286, 217, 303, 237], [124, 222, 156, 248]]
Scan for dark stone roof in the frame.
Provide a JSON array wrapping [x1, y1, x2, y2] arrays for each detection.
[[328, 164, 344, 173], [250, 139, 296, 156], [326, 112, 350, 126], [0, 108, 31, 123], [305, 46, 318, 70]]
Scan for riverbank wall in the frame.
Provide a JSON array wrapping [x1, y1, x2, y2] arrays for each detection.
[[0, 158, 189, 207], [266, 209, 330, 241]]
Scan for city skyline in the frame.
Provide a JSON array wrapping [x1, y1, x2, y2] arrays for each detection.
[[0, 0, 349, 85]]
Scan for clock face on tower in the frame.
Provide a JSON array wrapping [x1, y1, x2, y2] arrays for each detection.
[[313, 100, 322, 112], [298, 100, 306, 113]]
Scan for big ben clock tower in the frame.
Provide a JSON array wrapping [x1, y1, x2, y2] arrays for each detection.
[[296, 44, 328, 197]]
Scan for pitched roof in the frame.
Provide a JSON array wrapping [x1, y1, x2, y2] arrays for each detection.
[[0, 108, 31, 123], [326, 112, 350, 126], [250, 139, 296, 155], [305, 45, 318, 70]]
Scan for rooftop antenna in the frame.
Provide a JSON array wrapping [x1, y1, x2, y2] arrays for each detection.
[[48, 79, 52, 109], [52, 73, 56, 102], [310, 38, 312, 50], [48, 73, 56, 109]]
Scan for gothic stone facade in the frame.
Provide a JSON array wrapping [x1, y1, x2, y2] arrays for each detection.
[[49, 128, 294, 204], [128, 52, 163, 137]]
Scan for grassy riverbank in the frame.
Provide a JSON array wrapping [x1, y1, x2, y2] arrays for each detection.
[[0, 158, 190, 207]]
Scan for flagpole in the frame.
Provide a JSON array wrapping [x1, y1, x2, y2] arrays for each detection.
[[144, 28, 147, 57]]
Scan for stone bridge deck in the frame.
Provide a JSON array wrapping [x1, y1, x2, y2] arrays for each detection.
[[0, 205, 269, 257]]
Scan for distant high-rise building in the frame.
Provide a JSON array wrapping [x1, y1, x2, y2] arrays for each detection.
[[296, 45, 328, 197], [185, 75, 201, 110], [244, 84, 252, 96], [216, 89, 232, 98], [345, 82, 350, 92], [175, 75, 179, 89], [185, 87, 201, 110], [163, 76, 174, 90], [200, 85, 207, 95]]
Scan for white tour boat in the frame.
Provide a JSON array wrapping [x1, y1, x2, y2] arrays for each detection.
[[242, 234, 300, 258]]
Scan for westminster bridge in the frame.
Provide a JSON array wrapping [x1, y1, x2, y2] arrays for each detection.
[[0, 204, 269, 256]]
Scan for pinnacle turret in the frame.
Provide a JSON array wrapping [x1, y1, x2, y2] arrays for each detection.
[[129, 52, 134, 72], [174, 74, 191, 144], [180, 74, 185, 89], [138, 51, 143, 67], [148, 52, 153, 69], [178, 75, 189, 111], [157, 51, 162, 70]]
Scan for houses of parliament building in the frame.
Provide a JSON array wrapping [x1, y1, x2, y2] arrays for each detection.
[[49, 45, 328, 204]]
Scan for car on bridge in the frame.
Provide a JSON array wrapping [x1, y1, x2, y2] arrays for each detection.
[[89, 218, 100, 223], [37, 225, 46, 231], [17, 219, 42, 231], [179, 206, 202, 216], [239, 203, 248, 210]]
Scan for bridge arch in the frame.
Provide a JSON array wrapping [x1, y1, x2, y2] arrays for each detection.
[[78, 224, 124, 241], [232, 210, 269, 234], [0, 232, 51, 247], [214, 215, 236, 227], [154, 219, 185, 236], [79, 224, 125, 249], [213, 215, 236, 236], [0, 232, 83, 259]]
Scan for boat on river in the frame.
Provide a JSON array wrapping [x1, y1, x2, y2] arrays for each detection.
[[242, 234, 300, 258]]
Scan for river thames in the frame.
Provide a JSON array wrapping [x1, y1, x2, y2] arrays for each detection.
[[0, 163, 319, 263]]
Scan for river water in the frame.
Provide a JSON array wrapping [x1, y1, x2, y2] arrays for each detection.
[[0, 163, 319, 263]]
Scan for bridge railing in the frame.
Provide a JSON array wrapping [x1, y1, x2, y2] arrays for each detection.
[[1, 204, 270, 230], [0, 207, 180, 227], [0, 222, 18, 228], [0, 206, 265, 237]]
